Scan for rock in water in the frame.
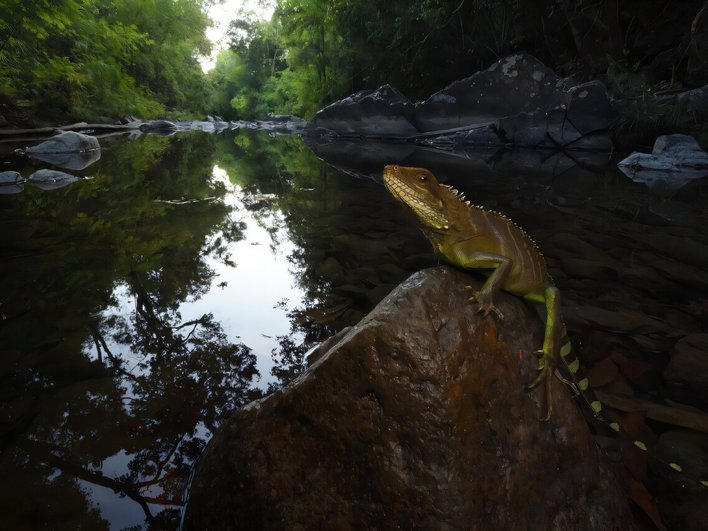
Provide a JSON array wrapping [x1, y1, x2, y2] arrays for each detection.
[[618, 134, 708, 189], [0, 171, 23, 194], [27, 169, 80, 190], [183, 266, 636, 531], [25, 131, 99, 154], [306, 84, 419, 137], [138, 120, 178, 135], [304, 53, 616, 151], [25, 131, 101, 170]]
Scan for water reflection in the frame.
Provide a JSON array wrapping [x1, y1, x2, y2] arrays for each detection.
[[0, 132, 308, 528], [2, 127, 706, 529]]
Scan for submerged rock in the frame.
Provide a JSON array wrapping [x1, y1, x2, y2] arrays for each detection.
[[27, 169, 80, 190], [183, 266, 635, 530], [618, 134, 708, 188]]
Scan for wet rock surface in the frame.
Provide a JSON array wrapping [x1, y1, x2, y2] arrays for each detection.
[[184, 266, 635, 531]]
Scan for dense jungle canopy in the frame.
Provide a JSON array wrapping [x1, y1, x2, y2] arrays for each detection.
[[1, 0, 706, 124]]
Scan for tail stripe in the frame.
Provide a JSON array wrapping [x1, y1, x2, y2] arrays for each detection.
[[568, 358, 580, 374], [560, 342, 572, 357]]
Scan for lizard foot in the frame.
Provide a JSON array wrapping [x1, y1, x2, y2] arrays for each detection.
[[465, 286, 504, 319], [526, 353, 553, 421]]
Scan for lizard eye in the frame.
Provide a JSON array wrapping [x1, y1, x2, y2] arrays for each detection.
[[418, 175, 427, 181]]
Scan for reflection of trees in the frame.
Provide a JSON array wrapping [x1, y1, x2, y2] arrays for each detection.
[[0, 132, 261, 528], [268, 335, 310, 393], [214, 131, 435, 390]]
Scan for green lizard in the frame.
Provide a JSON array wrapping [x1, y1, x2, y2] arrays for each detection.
[[382, 164, 706, 486]]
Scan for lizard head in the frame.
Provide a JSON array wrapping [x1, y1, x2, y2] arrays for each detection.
[[383, 165, 450, 230]]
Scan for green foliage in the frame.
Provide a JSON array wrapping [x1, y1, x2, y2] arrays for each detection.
[[208, 0, 704, 122], [208, 0, 553, 119], [0, 0, 211, 121]]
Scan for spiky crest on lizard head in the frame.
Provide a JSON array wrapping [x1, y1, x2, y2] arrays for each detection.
[[383, 165, 470, 232]]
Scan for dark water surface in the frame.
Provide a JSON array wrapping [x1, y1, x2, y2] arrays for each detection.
[[1, 130, 707, 529]]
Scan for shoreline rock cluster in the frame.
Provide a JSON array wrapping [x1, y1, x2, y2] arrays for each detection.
[[304, 52, 618, 152]]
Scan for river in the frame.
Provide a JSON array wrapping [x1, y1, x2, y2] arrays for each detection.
[[1, 128, 706, 528]]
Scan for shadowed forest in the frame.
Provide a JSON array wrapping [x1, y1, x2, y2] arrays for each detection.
[[1, 0, 707, 130]]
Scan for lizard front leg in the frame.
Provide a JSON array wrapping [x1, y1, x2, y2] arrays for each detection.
[[458, 252, 512, 319]]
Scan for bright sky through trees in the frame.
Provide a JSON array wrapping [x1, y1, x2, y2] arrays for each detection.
[[202, 0, 275, 72]]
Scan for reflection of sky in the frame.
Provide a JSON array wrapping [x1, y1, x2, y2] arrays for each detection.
[[85, 165, 305, 529], [93, 165, 305, 390], [181, 165, 305, 388]]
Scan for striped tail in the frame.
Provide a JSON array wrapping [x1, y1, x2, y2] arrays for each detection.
[[556, 323, 708, 488]]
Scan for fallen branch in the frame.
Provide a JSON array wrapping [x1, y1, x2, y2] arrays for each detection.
[[0, 121, 141, 138], [595, 389, 708, 433]]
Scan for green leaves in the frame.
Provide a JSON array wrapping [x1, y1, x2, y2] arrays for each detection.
[[0, 0, 210, 121]]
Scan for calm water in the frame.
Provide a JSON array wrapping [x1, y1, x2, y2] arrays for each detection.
[[1, 129, 707, 529]]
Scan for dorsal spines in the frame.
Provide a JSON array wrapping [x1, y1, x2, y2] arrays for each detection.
[[443, 183, 547, 263]]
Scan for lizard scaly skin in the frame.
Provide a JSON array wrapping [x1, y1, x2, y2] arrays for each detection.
[[382, 165, 708, 488]]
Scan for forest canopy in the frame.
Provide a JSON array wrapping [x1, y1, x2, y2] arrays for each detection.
[[1, 0, 706, 124], [0, 0, 212, 121]]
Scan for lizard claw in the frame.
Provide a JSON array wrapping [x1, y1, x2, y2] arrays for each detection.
[[527, 352, 553, 421], [465, 286, 504, 319]]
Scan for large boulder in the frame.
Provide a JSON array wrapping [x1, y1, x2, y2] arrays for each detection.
[[306, 84, 419, 137], [413, 53, 566, 131], [305, 53, 617, 151], [183, 266, 635, 531]]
